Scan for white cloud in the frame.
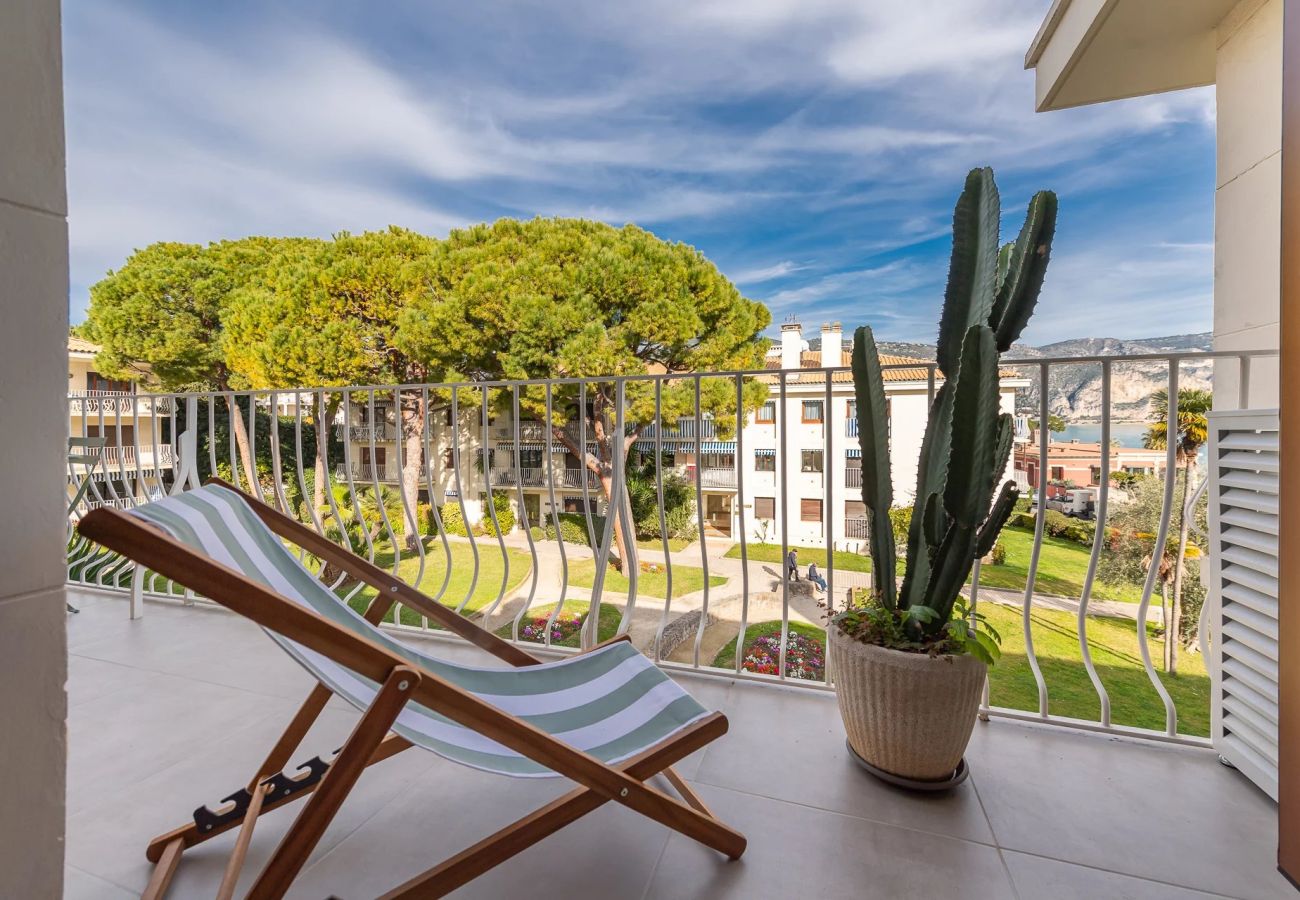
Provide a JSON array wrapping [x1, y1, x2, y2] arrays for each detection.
[[731, 260, 808, 284]]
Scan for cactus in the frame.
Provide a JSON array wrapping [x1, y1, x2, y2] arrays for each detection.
[[852, 167, 1056, 654]]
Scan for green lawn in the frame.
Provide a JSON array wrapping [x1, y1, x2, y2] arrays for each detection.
[[723, 542, 890, 575], [638, 536, 692, 553], [568, 559, 726, 599], [711, 620, 827, 672], [706, 603, 1209, 736], [337, 538, 533, 627], [495, 600, 622, 648], [981, 602, 1209, 736], [976, 526, 1143, 604]]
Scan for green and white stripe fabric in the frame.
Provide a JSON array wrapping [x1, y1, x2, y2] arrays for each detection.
[[128, 484, 710, 777]]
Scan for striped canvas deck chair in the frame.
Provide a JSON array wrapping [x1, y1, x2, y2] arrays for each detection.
[[78, 481, 745, 899]]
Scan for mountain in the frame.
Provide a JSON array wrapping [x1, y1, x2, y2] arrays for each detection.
[[876, 333, 1213, 422]]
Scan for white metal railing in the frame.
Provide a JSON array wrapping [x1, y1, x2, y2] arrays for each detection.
[[845, 467, 862, 488], [64, 347, 1279, 746]]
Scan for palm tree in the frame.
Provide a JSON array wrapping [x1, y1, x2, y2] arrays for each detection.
[[1143, 387, 1212, 672]]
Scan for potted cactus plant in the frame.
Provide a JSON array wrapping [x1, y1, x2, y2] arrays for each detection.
[[833, 167, 1056, 788]]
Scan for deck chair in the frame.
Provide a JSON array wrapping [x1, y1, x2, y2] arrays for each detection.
[[77, 480, 745, 899]]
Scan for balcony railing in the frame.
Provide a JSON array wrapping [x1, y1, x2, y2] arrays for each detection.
[[69, 391, 172, 415], [335, 423, 394, 442], [64, 347, 1279, 747]]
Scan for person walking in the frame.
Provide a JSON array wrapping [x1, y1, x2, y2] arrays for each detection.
[[786, 547, 800, 581], [807, 561, 827, 593]]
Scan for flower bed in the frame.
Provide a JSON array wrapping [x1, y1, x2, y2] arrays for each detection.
[[720, 622, 826, 681], [517, 609, 584, 645]]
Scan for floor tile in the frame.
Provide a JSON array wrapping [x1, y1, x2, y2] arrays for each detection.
[[63, 865, 136, 900], [292, 761, 670, 899], [643, 783, 1015, 900], [969, 724, 1290, 899], [692, 680, 996, 843], [1002, 851, 1231, 899]]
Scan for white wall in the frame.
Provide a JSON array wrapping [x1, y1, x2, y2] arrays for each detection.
[[0, 0, 69, 894], [1213, 0, 1282, 410]]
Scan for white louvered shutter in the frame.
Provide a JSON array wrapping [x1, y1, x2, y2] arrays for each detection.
[[1209, 410, 1280, 800]]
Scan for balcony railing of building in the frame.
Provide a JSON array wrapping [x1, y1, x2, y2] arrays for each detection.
[[68, 391, 171, 415], [845, 467, 862, 488], [64, 347, 1278, 749], [686, 467, 737, 489], [335, 423, 394, 442]]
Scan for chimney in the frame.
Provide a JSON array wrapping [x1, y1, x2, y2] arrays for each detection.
[[780, 317, 803, 371], [820, 322, 843, 364]]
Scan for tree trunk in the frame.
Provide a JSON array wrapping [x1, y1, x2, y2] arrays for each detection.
[[312, 397, 341, 517], [399, 391, 427, 551], [1168, 458, 1195, 673], [1160, 582, 1172, 673], [552, 419, 637, 573], [226, 395, 259, 491]]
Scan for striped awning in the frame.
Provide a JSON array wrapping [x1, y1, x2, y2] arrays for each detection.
[[753, 448, 775, 458], [845, 448, 861, 459], [497, 441, 592, 454], [698, 442, 735, 453]]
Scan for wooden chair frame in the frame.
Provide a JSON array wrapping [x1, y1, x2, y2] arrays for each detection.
[[78, 479, 745, 899]]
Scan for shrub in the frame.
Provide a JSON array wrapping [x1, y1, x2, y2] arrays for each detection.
[[543, 513, 597, 546], [480, 491, 515, 537], [888, 506, 912, 542], [1042, 509, 1094, 546], [416, 502, 434, 536], [529, 525, 545, 540], [740, 630, 825, 681], [1010, 511, 1036, 531], [438, 502, 469, 537], [989, 541, 1007, 566]]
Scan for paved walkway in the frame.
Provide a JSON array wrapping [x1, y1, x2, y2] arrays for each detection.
[[480, 532, 1160, 656]]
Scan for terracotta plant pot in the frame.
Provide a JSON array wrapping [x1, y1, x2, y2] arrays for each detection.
[[829, 626, 986, 784]]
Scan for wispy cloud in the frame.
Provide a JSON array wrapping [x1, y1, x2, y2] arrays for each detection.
[[65, 0, 1216, 344], [731, 260, 808, 284]]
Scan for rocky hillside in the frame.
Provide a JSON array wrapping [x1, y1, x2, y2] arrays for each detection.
[[877, 333, 1213, 422]]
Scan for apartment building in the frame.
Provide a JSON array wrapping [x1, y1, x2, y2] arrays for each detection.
[[332, 321, 1026, 550], [66, 336, 175, 508]]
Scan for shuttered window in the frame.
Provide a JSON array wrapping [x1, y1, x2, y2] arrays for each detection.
[[844, 500, 866, 519], [754, 497, 776, 519], [800, 499, 822, 522]]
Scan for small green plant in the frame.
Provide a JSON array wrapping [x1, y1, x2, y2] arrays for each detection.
[[989, 541, 1007, 566], [843, 167, 1056, 665]]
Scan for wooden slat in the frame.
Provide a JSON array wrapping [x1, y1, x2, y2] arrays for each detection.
[[248, 666, 421, 898], [141, 837, 183, 900]]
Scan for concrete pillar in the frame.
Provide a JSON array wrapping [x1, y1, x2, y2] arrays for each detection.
[[0, 0, 70, 894], [1213, 0, 1283, 409]]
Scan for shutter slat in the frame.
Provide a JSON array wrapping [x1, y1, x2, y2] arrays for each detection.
[[1219, 471, 1280, 494]]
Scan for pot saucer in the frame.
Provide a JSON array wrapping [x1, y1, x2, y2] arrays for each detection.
[[845, 739, 970, 791]]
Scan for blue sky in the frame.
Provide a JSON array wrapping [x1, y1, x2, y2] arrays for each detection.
[[63, 0, 1217, 344]]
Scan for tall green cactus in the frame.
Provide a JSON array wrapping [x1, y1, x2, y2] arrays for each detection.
[[852, 167, 1056, 644]]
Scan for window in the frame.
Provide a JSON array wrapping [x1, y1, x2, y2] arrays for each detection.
[[844, 499, 866, 519], [800, 499, 823, 522], [801, 450, 824, 473], [754, 497, 776, 519], [801, 400, 824, 423], [444, 407, 454, 427], [756, 401, 776, 423], [86, 371, 132, 393], [519, 447, 544, 470], [1090, 466, 1101, 486], [563, 497, 590, 514], [442, 448, 455, 470], [1050, 466, 1065, 481], [847, 400, 856, 419], [754, 451, 775, 472]]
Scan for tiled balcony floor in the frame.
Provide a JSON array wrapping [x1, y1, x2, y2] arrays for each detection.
[[64, 589, 1291, 899]]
